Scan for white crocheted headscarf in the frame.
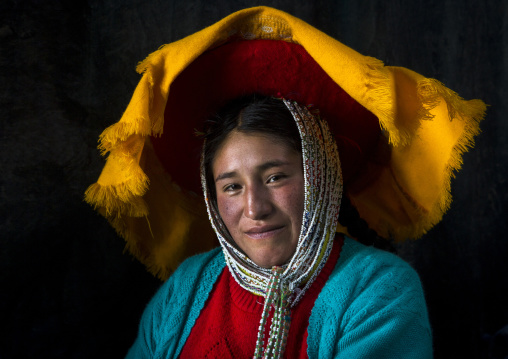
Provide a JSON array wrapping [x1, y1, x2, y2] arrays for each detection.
[[201, 99, 342, 358]]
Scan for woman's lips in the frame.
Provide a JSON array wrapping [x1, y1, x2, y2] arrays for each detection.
[[244, 225, 284, 240]]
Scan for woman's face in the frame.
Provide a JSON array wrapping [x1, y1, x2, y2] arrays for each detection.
[[212, 130, 305, 268]]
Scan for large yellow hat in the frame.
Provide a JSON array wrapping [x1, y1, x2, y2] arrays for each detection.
[[85, 6, 486, 279]]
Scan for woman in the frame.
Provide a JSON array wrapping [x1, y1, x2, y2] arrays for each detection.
[[85, 6, 485, 359], [123, 95, 432, 358]]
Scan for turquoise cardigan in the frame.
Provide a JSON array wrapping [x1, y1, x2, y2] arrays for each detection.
[[126, 237, 433, 358]]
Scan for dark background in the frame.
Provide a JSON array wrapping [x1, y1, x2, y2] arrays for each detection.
[[1, 0, 507, 358]]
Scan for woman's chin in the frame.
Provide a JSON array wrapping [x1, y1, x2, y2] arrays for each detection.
[[248, 249, 294, 269]]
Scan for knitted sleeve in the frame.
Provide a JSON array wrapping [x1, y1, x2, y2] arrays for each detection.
[[308, 238, 432, 359], [125, 248, 225, 359], [124, 273, 175, 359]]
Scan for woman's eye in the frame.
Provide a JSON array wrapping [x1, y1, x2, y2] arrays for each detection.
[[267, 174, 285, 183], [223, 184, 240, 192]]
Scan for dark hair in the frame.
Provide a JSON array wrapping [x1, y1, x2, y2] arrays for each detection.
[[202, 94, 395, 253]]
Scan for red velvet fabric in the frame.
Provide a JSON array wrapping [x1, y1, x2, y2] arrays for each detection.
[[179, 235, 344, 358], [152, 40, 380, 194]]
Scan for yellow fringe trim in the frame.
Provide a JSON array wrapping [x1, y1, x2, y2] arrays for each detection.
[[99, 119, 152, 155], [84, 154, 150, 217], [136, 43, 168, 75], [413, 79, 486, 239], [363, 57, 401, 145], [84, 183, 149, 218]]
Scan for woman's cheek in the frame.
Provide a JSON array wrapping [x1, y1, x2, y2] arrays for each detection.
[[279, 182, 305, 213], [217, 195, 240, 231]]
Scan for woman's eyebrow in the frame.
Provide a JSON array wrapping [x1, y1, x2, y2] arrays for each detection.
[[258, 160, 290, 172], [215, 171, 237, 182]]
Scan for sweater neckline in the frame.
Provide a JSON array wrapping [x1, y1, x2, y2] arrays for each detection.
[[228, 235, 344, 314]]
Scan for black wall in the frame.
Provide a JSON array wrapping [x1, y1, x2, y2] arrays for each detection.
[[1, 1, 507, 358]]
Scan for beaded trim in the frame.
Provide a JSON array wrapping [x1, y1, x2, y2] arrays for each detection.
[[201, 99, 343, 358]]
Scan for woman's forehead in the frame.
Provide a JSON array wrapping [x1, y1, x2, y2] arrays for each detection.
[[212, 131, 302, 176]]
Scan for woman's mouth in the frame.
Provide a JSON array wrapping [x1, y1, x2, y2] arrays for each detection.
[[244, 226, 285, 240]]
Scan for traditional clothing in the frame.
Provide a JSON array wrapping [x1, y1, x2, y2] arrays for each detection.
[[85, 6, 485, 279], [201, 99, 342, 356], [84, 6, 485, 358], [125, 237, 432, 358]]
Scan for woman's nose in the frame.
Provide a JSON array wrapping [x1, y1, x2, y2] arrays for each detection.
[[244, 184, 272, 220]]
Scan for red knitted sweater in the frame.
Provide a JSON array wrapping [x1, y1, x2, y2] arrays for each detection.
[[180, 236, 344, 358]]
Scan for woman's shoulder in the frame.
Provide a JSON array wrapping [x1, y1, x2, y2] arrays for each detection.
[[308, 239, 432, 357], [318, 236, 427, 312], [146, 247, 225, 311], [139, 247, 225, 330], [336, 236, 420, 282], [125, 248, 226, 358], [322, 236, 427, 314], [172, 247, 225, 278]]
